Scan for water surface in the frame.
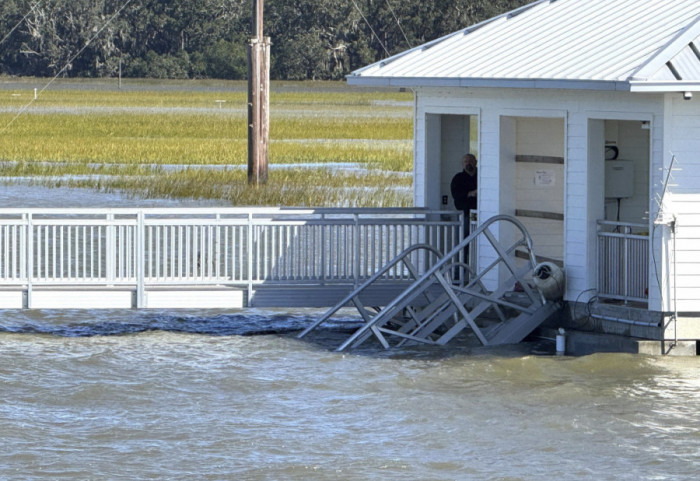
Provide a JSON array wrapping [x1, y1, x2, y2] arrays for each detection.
[[0, 309, 698, 480]]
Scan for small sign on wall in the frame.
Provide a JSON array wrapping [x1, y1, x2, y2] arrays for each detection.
[[534, 170, 555, 186]]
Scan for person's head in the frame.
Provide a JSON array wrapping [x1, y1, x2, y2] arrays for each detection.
[[462, 154, 477, 173]]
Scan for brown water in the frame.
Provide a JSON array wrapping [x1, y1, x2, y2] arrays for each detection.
[[0, 308, 699, 481]]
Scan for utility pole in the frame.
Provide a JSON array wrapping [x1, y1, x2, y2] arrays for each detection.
[[247, 0, 271, 184]]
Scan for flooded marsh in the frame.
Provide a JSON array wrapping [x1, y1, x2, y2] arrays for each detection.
[[0, 79, 413, 207]]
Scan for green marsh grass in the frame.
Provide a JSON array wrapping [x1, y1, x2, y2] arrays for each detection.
[[0, 79, 414, 206]]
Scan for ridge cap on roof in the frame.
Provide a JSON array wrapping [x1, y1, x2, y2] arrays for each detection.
[[631, 14, 700, 81]]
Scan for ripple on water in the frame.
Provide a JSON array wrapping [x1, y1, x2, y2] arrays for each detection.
[[0, 308, 699, 480]]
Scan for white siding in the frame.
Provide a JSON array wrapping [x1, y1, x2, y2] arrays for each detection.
[[414, 87, 666, 306], [666, 96, 700, 312], [516, 117, 565, 157], [667, 199, 700, 313], [515, 117, 565, 261], [669, 96, 700, 194]]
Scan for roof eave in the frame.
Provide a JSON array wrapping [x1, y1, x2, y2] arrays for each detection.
[[346, 76, 632, 91], [629, 81, 700, 92]]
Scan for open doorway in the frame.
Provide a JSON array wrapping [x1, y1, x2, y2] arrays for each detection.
[[439, 115, 479, 212], [588, 118, 650, 225], [588, 118, 651, 303], [602, 120, 650, 224], [423, 114, 479, 212]]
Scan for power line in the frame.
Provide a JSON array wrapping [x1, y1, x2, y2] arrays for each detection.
[[0, 0, 135, 136], [385, 0, 412, 49], [348, 0, 414, 95], [0, 1, 43, 47], [349, 0, 391, 58]]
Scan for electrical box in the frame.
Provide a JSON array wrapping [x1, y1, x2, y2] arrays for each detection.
[[605, 160, 634, 198]]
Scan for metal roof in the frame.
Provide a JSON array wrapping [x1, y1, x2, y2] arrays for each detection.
[[348, 0, 700, 92]]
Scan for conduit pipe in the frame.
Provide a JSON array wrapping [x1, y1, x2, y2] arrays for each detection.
[[556, 328, 566, 356], [589, 313, 660, 328]]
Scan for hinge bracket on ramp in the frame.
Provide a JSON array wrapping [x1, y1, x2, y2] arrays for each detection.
[[298, 215, 562, 351]]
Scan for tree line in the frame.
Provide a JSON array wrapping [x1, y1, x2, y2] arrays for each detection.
[[0, 0, 530, 81]]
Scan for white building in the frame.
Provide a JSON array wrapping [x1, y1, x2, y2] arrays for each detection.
[[348, 0, 700, 346]]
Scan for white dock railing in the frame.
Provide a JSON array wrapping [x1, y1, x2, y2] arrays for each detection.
[[0, 208, 463, 308], [597, 220, 649, 303]]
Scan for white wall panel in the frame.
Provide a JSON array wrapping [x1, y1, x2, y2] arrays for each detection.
[[415, 87, 667, 306]]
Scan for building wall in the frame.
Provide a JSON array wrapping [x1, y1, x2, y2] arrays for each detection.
[[414, 87, 669, 310], [665, 94, 700, 313], [514, 117, 565, 262]]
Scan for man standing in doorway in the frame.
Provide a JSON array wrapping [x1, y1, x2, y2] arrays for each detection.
[[451, 153, 478, 267]]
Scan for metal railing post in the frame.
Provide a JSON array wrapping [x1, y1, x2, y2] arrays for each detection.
[[469, 210, 478, 271], [622, 227, 632, 303], [106, 213, 115, 284], [215, 213, 221, 279], [353, 213, 360, 288], [320, 213, 327, 285], [596, 221, 602, 296], [136, 211, 145, 308], [25, 213, 33, 309], [247, 212, 254, 304]]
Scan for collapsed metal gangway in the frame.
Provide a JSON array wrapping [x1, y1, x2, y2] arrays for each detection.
[[298, 215, 563, 351]]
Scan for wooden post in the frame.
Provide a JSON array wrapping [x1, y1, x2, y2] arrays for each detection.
[[247, 0, 270, 185]]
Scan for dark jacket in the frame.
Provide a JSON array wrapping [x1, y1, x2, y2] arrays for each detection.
[[450, 169, 477, 211]]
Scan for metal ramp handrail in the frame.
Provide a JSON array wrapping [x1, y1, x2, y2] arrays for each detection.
[[297, 243, 445, 338], [299, 215, 561, 351]]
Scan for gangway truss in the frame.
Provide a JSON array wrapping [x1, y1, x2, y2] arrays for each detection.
[[298, 215, 563, 351]]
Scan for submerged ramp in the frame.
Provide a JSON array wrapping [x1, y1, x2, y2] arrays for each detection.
[[298, 215, 563, 351]]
